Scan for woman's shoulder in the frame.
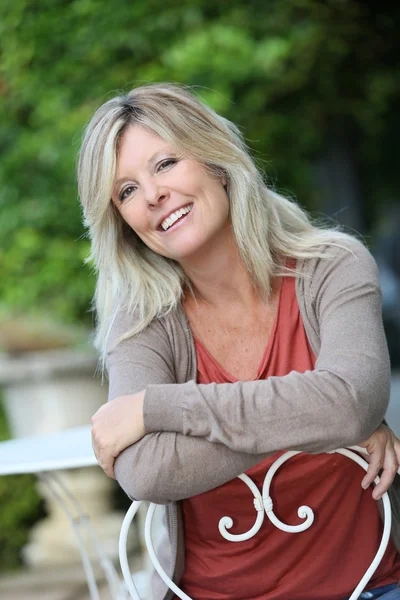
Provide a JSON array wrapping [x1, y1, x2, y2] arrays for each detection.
[[106, 303, 193, 384], [299, 235, 379, 281], [108, 302, 185, 351], [294, 235, 381, 311]]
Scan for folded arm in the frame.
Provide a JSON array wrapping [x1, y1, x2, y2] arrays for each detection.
[[107, 310, 269, 503], [143, 241, 390, 453], [106, 240, 391, 502]]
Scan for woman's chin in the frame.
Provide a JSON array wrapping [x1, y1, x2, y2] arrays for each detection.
[[153, 235, 206, 263]]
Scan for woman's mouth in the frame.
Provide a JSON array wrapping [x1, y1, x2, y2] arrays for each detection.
[[159, 203, 194, 232]]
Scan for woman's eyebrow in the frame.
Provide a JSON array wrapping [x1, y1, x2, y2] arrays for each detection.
[[113, 148, 174, 189], [113, 176, 133, 192], [147, 148, 174, 164]]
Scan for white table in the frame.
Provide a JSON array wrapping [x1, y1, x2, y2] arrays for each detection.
[[0, 425, 146, 600], [0, 425, 97, 476]]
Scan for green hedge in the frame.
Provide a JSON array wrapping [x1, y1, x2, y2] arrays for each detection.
[[0, 401, 44, 571], [0, 1, 399, 325]]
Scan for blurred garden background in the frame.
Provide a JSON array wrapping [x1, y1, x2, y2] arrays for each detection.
[[0, 0, 399, 587]]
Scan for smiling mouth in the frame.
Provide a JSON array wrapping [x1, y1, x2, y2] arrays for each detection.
[[159, 204, 193, 231]]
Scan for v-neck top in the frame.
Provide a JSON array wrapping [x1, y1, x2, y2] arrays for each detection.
[[176, 273, 400, 600]]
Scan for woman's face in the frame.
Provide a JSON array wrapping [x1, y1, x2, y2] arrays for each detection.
[[112, 125, 231, 265]]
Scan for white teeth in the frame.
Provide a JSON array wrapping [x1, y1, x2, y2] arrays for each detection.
[[161, 204, 193, 231]]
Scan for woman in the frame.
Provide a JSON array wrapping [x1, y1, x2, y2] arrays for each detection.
[[80, 83, 400, 600]]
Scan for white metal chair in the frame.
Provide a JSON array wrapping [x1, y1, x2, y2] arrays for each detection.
[[119, 447, 392, 600]]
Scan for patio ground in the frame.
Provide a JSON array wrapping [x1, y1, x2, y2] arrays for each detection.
[[0, 553, 145, 600]]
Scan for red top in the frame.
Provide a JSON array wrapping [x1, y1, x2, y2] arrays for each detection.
[[176, 273, 400, 600]]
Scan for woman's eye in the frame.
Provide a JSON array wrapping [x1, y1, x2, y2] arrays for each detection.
[[157, 158, 177, 172], [119, 185, 137, 202]]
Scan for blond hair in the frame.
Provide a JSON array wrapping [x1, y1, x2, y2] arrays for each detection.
[[78, 83, 354, 364]]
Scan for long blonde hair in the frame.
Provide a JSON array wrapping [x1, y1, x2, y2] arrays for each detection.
[[78, 83, 353, 362]]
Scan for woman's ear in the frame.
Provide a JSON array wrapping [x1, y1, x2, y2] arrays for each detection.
[[221, 174, 228, 191]]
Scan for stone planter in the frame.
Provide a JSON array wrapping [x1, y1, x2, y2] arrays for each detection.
[[0, 348, 130, 567]]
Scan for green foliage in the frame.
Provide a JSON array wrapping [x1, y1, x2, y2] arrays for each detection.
[[0, 0, 399, 323], [0, 229, 93, 324], [0, 402, 44, 570]]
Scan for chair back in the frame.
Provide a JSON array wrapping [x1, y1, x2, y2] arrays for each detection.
[[119, 447, 392, 600]]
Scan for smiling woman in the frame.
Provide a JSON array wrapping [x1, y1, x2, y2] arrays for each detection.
[[111, 125, 230, 265], [78, 83, 400, 600]]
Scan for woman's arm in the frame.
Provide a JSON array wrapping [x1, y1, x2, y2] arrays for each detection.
[[105, 311, 269, 503], [114, 432, 268, 504], [143, 239, 391, 453], [101, 238, 392, 503]]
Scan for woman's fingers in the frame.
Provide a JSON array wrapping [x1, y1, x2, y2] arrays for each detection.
[[393, 437, 400, 471], [90, 392, 146, 480], [98, 456, 116, 479], [371, 439, 397, 500], [359, 424, 400, 500], [91, 424, 117, 479], [361, 441, 384, 493]]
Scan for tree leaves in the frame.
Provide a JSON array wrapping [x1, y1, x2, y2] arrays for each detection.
[[0, 0, 398, 323]]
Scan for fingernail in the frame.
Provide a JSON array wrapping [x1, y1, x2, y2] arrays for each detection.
[[362, 481, 369, 489]]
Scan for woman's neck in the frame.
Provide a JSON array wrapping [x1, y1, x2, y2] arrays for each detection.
[[180, 233, 265, 311]]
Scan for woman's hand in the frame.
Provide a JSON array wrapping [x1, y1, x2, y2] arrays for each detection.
[[357, 423, 400, 500], [91, 391, 146, 479]]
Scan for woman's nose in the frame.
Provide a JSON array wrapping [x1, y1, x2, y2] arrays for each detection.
[[143, 180, 169, 208]]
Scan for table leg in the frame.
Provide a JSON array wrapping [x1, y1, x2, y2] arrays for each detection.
[[39, 471, 127, 600]]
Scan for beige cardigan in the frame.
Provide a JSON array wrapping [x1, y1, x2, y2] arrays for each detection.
[[107, 238, 398, 600]]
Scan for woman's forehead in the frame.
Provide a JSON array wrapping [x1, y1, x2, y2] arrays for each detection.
[[120, 124, 173, 153], [116, 125, 175, 173]]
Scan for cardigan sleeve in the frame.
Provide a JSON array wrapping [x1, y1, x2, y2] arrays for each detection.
[[143, 239, 391, 454], [107, 312, 270, 503]]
